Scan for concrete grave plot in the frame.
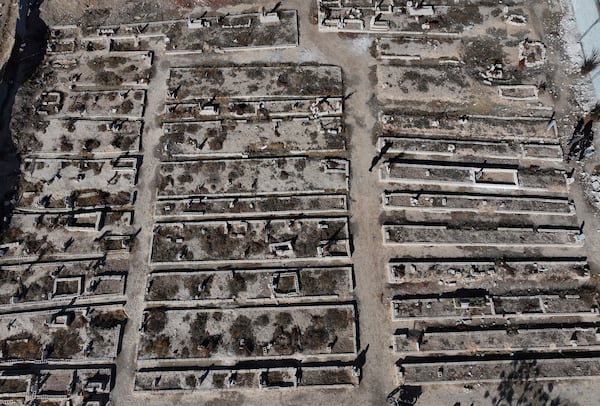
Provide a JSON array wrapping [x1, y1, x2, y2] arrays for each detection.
[[0, 258, 127, 309], [0, 374, 30, 400], [391, 295, 495, 321], [376, 65, 550, 108], [318, 1, 487, 35], [46, 37, 79, 55], [11, 209, 134, 234], [0, 306, 126, 363], [137, 304, 357, 362], [495, 294, 599, 316], [396, 357, 600, 385], [47, 26, 80, 54], [17, 157, 138, 211], [145, 267, 354, 304], [155, 194, 348, 221], [19, 119, 143, 157], [393, 325, 600, 355], [391, 293, 599, 322], [163, 97, 344, 121], [498, 84, 539, 101], [0, 216, 136, 263], [0, 366, 113, 403], [378, 112, 559, 143], [387, 259, 590, 287], [359, 7, 552, 93], [157, 157, 349, 198], [35, 367, 112, 402], [383, 224, 582, 247], [161, 117, 345, 159], [374, 37, 462, 63], [163, 11, 299, 54], [150, 218, 351, 264], [518, 39, 547, 68], [377, 137, 563, 164], [134, 365, 359, 392], [109, 36, 157, 52], [377, 65, 474, 104], [167, 65, 343, 102], [387, 220, 579, 252], [383, 192, 575, 216], [18, 188, 135, 212], [49, 50, 154, 89], [58, 90, 146, 119], [381, 161, 568, 194], [77, 9, 299, 54], [382, 204, 575, 233]]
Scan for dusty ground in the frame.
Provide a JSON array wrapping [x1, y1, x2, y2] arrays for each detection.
[[119, 2, 600, 405], [38, 0, 279, 26], [0, 1, 18, 71], [2, 0, 600, 405]]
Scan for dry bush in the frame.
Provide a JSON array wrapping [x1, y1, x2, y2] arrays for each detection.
[[589, 102, 600, 121], [581, 50, 600, 75], [203, 0, 235, 7], [91, 310, 127, 329], [173, 0, 194, 7], [50, 329, 82, 358], [146, 310, 167, 334]]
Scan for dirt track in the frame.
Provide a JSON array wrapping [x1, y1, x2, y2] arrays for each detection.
[[4, 1, 600, 405]]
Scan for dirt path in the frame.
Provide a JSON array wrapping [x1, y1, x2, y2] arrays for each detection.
[[305, 29, 396, 406], [0, 1, 18, 72], [111, 47, 170, 404], [534, 0, 600, 279]]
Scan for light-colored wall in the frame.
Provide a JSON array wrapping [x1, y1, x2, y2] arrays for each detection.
[[572, 0, 600, 97]]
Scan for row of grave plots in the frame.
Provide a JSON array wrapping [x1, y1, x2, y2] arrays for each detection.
[[327, 0, 553, 113], [376, 111, 581, 252], [2, 32, 155, 262], [390, 288, 600, 385], [0, 261, 126, 402], [48, 8, 299, 56], [388, 259, 600, 387], [360, 0, 600, 384], [375, 110, 600, 386], [364, 0, 561, 254], [0, 364, 114, 404], [0, 29, 160, 404], [137, 63, 361, 391], [0, 282, 125, 403], [134, 365, 359, 392], [153, 65, 350, 264], [370, 33, 552, 113], [318, 0, 540, 37]]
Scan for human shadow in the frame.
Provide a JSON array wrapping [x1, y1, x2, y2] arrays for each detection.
[[485, 358, 577, 406], [386, 384, 422, 405]]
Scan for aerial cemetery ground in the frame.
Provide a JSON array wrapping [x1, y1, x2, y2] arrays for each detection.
[[317, 1, 600, 404], [0, 0, 599, 405]]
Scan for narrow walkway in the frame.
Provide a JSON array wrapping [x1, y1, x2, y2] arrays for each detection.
[[111, 48, 169, 403]]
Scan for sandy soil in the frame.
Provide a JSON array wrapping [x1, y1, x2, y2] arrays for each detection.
[[5, 1, 600, 405], [0, 1, 18, 72]]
